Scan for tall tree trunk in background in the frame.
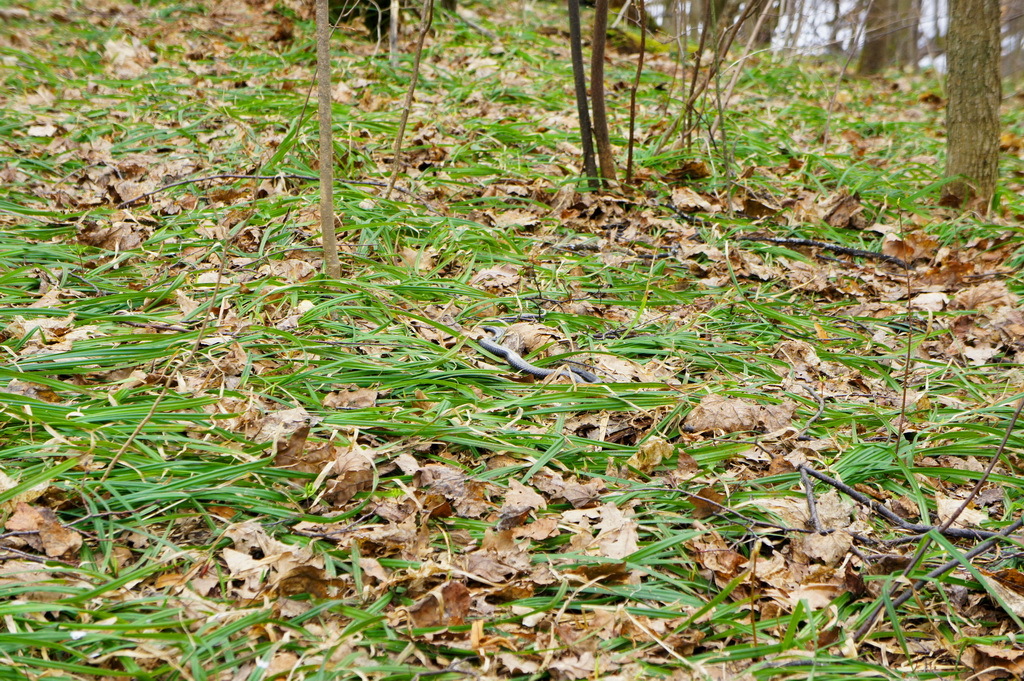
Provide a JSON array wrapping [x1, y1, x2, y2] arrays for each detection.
[[944, 0, 1001, 210], [857, 0, 896, 75], [891, 0, 920, 67], [591, 0, 618, 184], [752, 0, 780, 47]]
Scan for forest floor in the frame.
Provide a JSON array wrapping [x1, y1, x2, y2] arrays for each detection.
[[2, 0, 1024, 679]]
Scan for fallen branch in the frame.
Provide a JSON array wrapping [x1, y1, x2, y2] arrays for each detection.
[[798, 464, 1003, 541], [738, 235, 909, 269], [852, 395, 1024, 640]]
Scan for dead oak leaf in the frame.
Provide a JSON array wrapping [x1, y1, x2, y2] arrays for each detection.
[[0, 469, 48, 513], [322, 443, 375, 507], [249, 406, 315, 442], [469, 264, 520, 293], [549, 651, 600, 681], [935, 493, 988, 528], [415, 464, 489, 518], [406, 581, 472, 628], [103, 37, 156, 78], [0, 560, 85, 601], [801, 530, 853, 567], [978, 568, 1024, 619], [593, 503, 639, 559], [502, 479, 546, 512], [684, 394, 796, 435], [688, 535, 745, 581], [962, 644, 1024, 681], [491, 209, 540, 230], [625, 436, 672, 473], [273, 565, 343, 599], [953, 281, 1018, 312], [5, 502, 83, 558], [881, 231, 937, 262]]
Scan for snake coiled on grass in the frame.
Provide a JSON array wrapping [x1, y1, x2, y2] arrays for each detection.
[[477, 325, 601, 383]]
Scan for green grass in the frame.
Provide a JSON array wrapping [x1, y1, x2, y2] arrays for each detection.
[[0, 0, 1023, 679]]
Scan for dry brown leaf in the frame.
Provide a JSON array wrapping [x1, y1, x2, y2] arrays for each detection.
[[0, 560, 86, 601], [670, 186, 715, 212], [953, 281, 1018, 311], [515, 515, 560, 540], [821, 190, 865, 229], [415, 464, 490, 518], [881, 230, 938, 262], [469, 264, 520, 293], [406, 582, 472, 628], [561, 480, 605, 508], [978, 569, 1024, 618], [503, 479, 547, 512], [772, 340, 822, 381], [689, 535, 745, 581], [801, 530, 852, 566], [78, 221, 149, 250], [935, 493, 988, 528], [4, 502, 83, 558], [273, 565, 338, 598], [677, 451, 699, 476], [104, 37, 156, 78], [549, 651, 597, 680], [684, 394, 796, 434], [250, 406, 315, 442], [0, 470, 48, 513], [593, 503, 639, 559], [272, 424, 313, 471], [962, 644, 1024, 681], [626, 436, 672, 473], [690, 486, 725, 519]]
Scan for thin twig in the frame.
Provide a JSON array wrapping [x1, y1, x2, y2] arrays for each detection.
[[801, 467, 823, 534], [852, 395, 1024, 639], [796, 384, 825, 439], [567, 0, 598, 188], [625, 0, 646, 183], [738, 235, 909, 268], [317, 0, 341, 278], [797, 465, 1003, 541], [385, 0, 434, 199], [853, 517, 1024, 640]]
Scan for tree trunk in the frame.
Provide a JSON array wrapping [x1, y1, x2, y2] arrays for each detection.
[[857, 0, 896, 75], [944, 0, 1001, 210], [591, 0, 618, 184], [892, 0, 920, 67], [567, 0, 599, 186], [752, 0, 780, 47], [316, 0, 341, 278]]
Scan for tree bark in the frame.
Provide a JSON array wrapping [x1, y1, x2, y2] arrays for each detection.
[[944, 0, 1001, 210], [316, 0, 341, 278], [892, 0, 920, 67], [568, 0, 599, 187], [857, 0, 895, 75], [591, 0, 618, 184]]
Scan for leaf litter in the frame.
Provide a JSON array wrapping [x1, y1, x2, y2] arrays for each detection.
[[0, 0, 1023, 679]]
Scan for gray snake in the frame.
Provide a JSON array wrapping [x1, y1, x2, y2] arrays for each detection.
[[478, 326, 601, 383]]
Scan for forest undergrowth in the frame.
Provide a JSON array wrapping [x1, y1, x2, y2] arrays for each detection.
[[2, 0, 1024, 679]]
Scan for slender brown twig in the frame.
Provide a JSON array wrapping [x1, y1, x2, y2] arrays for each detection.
[[625, 0, 646, 183], [386, 0, 434, 199], [737, 235, 909, 268], [852, 396, 1024, 640]]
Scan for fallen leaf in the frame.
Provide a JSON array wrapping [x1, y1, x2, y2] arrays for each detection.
[[5, 502, 83, 558]]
